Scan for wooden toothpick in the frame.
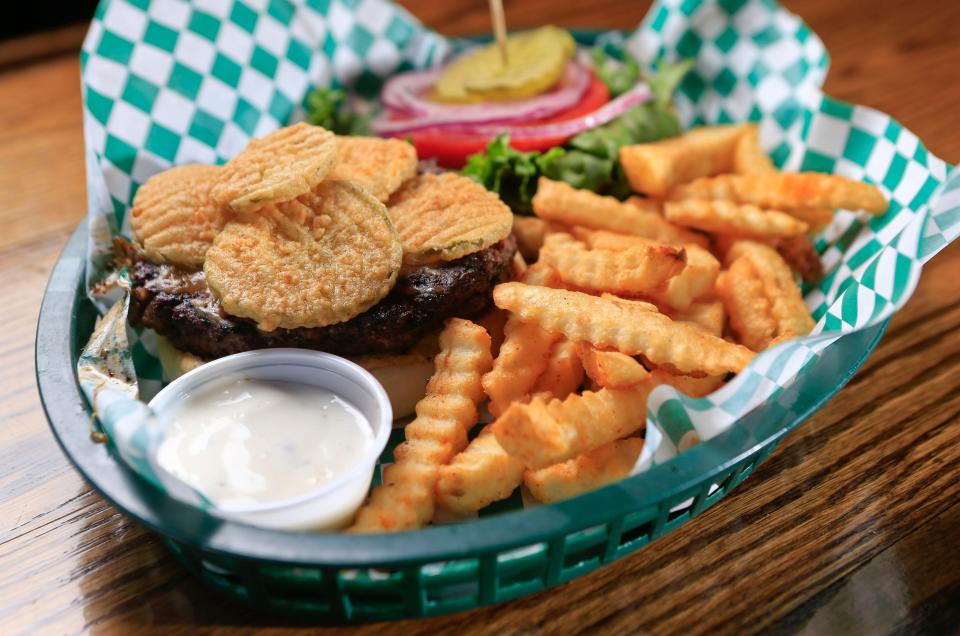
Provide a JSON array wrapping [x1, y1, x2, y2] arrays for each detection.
[[489, 0, 509, 67]]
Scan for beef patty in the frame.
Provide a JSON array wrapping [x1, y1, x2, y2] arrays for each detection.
[[128, 235, 516, 360]]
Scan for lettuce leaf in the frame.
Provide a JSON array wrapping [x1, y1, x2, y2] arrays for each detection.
[[461, 135, 565, 213], [466, 57, 692, 211], [305, 87, 371, 135]]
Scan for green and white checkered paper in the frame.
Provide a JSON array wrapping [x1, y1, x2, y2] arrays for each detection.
[[79, 0, 959, 517]]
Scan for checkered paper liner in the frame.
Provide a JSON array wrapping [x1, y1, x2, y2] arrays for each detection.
[[77, 0, 959, 521]]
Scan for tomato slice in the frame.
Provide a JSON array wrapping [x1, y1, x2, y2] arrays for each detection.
[[405, 74, 610, 168]]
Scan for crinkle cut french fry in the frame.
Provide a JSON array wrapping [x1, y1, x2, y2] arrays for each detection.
[[482, 317, 560, 417], [493, 283, 754, 375], [480, 261, 574, 414], [493, 386, 651, 469], [619, 124, 747, 197], [716, 260, 778, 351], [511, 214, 569, 261], [435, 426, 525, 513], [787, 205, 834, 233], [474, 307, 509, 358], [730, 135, 836, 231], [531, 339, 584, 401], [532, 177, 708, 247], [649, 369, 725, 398], [734, 124, 776, 175], [539, 233, 686, 296], [571, 227, 663, 251], [510, 251, 527, 280], [771, 234, 824, 284], [646, 243, 720, 311], [671, 172, 888, 215], [671, 301, 725, 337], [350, 318, 491, 533], [524, 438, 645, 503], [567, 229, 718, 310], [727, 241, 816, 341], [522, 261, 563, 287], [578, 344, 650, 389], [664, 199, 809, 238]]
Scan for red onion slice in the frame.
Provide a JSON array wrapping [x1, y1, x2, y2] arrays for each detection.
[[377, 62, 591, 125], [373, 82, 651, 140]]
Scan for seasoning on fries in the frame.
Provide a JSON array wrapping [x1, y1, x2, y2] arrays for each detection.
[[671, 172, 888, 214], [664, 199, 810, 238]]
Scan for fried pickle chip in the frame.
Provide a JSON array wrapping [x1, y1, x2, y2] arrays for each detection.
[[326, 136, 417, 202], [539, 233, 687, 296], [350, 318, 492, 533], [619, 124, 746, 197], [204, 180, 402, 331], [493, 283, 754, 375], [532, 178, 708, 247], [388, 173, 513, 265], [664, 199, 809, 238], [435, 425, 525, 514], [524, 437, 644, 503], [493, 386, 651, 469], [214, 123, 338, 212], [130, 164, 228, 269], [671, 172, 888, 215]]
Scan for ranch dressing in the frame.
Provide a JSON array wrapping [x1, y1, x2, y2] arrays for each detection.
[[157, 375, 373, 507]]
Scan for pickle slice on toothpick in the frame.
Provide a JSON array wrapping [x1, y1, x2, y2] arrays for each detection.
[[432, 26, 575, 103]]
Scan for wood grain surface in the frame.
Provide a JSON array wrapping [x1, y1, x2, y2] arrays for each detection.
[[3, 1, 959, 634]]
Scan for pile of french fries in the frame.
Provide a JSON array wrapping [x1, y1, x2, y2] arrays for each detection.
[[350, 123, 888, 533]]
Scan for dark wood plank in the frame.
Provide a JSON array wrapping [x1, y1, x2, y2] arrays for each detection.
[[1, 1, 958, 634]]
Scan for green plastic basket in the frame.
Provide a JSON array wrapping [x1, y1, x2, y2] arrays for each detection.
[[38, 219, 887, 622], [44, 1, 960, 621]]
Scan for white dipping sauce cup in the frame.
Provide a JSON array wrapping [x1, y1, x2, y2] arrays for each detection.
[[148, 348, 392, 532]]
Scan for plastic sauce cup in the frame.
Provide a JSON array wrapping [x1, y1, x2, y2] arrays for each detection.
[[148, 349, 392, 531]]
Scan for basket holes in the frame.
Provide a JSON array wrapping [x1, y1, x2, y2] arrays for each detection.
[[421, 557, 480, 611], [704, 472, 736, 507], [259, 565, 325, 584], [333, 569, 406, 618], [618, 518, 655, 550], [497, 543, 547, 592], [197, 559, 248, 596], [561, 541, 604, 573]]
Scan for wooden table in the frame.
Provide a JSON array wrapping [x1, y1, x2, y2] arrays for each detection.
[[3, 1, 959, 633]]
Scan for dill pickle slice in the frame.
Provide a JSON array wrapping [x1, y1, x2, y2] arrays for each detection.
[[432, 26, 575, 103]]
